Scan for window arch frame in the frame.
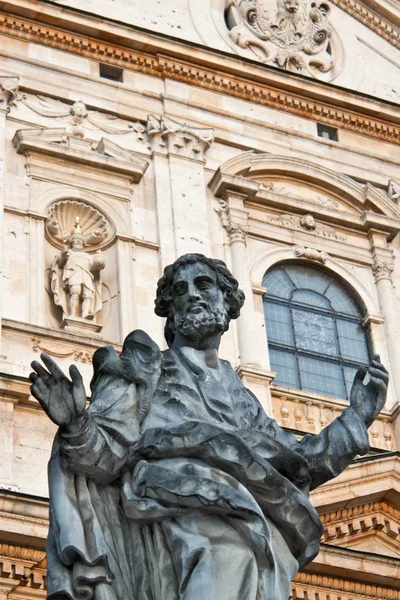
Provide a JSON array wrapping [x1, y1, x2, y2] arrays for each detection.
[[263, 261, 372, 401]]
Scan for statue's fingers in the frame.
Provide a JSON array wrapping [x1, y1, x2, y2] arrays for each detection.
[[29, 373, 48, 393], [41, 353, 65, 381], [69, 364, 84, 388], [30, 361, 51, 384], [369, 366, 389, 384], [371, 356, 389, 375], [353, 366, 368, 383], [369, 376, 387, 395], [30, 384, 49, 408]]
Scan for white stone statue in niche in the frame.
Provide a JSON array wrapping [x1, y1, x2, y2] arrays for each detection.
[[225, 0, 335, 77], [51, 218, 105, 321]]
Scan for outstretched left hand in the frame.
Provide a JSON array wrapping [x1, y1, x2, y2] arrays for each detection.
[[350, 354, 389, 428]]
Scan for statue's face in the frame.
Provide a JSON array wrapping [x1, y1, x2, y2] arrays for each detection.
[[284, 0, 299, 12], [71, 102, 88, 120], [71, 236, 84, 251], [171, 262, 229, 342]]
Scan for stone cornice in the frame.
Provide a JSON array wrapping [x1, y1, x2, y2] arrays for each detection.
[[329, 0, 400, 50], [0, 4, 400, 145]]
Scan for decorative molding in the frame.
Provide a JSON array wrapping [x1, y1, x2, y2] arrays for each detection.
[[0, 545, 45, 564], [32, 338, 94, 363], [13, 128, 149, 183], [371, 258, 394, 282], [328, 0, 400, 51], [292, 245, 329, 263], [147, 115, 214, 160], [45, 200, 115, 251], [292, 571, 400, 600], [0, 14, 400, 145], [20, 95, 147, 140], [320, 500, 400, 545], [225, 0, 336, 79], [0, 75, 21, 112]]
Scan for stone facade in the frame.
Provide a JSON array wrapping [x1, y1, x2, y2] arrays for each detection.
[[0, 0, 399, 597]]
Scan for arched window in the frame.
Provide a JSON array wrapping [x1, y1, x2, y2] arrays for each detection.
[[263, 263, 370, 400]]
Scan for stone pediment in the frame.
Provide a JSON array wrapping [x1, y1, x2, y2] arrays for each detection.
[[210, 152, 400, 239], [13, 128, 149, 183]]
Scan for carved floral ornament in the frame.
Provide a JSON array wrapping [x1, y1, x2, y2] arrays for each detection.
[[225, 0, 341, 79], [147, 115, 214, 160]]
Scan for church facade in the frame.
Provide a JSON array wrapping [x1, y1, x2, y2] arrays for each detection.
[[0, 0, 400, 598]]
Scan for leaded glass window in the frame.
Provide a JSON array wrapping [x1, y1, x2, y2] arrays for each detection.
[[263, 264, 370, 400]]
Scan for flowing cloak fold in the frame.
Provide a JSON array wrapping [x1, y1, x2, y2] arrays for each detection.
[[47, 330, 370, 600]]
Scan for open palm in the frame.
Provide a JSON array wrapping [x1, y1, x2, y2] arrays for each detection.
[[30, 353, 86, 428]]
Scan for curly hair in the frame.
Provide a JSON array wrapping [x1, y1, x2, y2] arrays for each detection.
[[155, 254, 245, 346]]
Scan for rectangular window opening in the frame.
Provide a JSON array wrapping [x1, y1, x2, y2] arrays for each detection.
[[317, 123, 338, 141], [99, 63, 124, 82]]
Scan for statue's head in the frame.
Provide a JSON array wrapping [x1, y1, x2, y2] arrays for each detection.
[[69, 234, 85, 251], [155, 254, 245, 347], [71, 101, 88, 121], [278, 0, 300, 13]]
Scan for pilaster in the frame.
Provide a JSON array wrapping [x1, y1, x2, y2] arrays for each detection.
[[147, 115, 214, 259]]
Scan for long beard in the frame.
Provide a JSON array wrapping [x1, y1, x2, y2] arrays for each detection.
[[174, 307, 229, 342]]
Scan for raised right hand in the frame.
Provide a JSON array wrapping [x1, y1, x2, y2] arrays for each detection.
[[30, 353, 86, 428]]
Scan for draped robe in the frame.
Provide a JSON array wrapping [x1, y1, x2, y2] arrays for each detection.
[[47, 330, 370, 600]]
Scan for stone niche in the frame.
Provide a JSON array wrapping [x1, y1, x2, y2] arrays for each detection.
[[44, 199, 118, 338]]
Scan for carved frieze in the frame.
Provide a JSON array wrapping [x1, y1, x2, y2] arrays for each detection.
[[260, 181, 341, 210], [267, 212, 346, 241], [147, 115, 214, 161], [225, 0, 337, 79], [20, 95, 146, 140]]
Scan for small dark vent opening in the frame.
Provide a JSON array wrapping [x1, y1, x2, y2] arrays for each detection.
[[99, 63, 123, 82], [317, 123, 338, 141]]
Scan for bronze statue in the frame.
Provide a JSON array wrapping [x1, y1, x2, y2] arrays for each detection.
[[30, 254, 388, 600]]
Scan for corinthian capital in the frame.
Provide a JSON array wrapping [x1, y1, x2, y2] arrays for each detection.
[[372, 258, 394, 282]]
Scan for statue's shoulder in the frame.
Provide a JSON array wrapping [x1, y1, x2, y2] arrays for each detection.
[[91, 330, 162, 390]]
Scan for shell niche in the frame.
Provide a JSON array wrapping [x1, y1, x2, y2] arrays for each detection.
[[45, 200, 116, 250]]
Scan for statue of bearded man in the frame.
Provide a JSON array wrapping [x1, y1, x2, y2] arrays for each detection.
[[30, 253, 388, 600]]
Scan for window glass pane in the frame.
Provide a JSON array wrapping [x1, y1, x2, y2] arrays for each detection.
[[264, 302, 294, 346], [324, 281, 359, 316], [292, 289, 331, 310], [298, 356, 346, 398], [269, 348, 300, 388], [264, 269, 295, 299], [343, 365, 360, 399], [293, 308, 339, 356], [337, 319, 369, 362], [284, 265, 330, 294]]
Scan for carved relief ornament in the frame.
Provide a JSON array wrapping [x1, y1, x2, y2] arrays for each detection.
[[371, 258, 394, 282], [147, 115, 214, 160], [0, 76, 21, 112], [293, 245, 329, 263], [216, 199, 249, 244], [225, 0, 337, 79], [267, 213, 346, 241], [20, 95, 147, 140]]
